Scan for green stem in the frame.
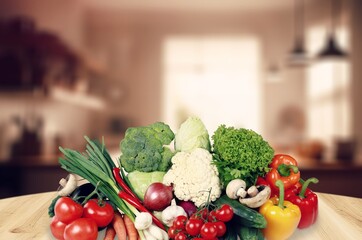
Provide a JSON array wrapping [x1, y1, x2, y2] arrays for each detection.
[[81, 181, 101, 205], [299, 178, 305, 184], [277, 164, 299, 177], [299, 177, 319, 198], [275, 180, 285, 209]]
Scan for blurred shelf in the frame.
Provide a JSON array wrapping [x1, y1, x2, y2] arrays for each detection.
[[298, 160, 362, 170], [0, 87, 106, 110], [50, 87, 105, 110], [0, 155, 60, 167]]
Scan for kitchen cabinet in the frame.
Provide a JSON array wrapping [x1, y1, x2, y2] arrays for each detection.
[[0, 159, 66, 198]]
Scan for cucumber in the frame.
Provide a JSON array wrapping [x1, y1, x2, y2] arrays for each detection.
[[237, 225, 264, 240], [222, 221, 238, 240], [214, 195, 266, 228]]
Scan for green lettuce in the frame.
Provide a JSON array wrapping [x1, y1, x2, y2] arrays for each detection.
[[212, 125, 274, 187]]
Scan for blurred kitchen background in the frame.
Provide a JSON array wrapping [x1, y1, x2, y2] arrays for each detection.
[[0, 0, 361, 198]]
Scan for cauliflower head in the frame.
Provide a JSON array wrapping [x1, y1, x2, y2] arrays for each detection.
[[163, 148, 221, 207]]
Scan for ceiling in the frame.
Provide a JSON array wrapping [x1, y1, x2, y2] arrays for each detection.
[[79, 0, 299, 12]]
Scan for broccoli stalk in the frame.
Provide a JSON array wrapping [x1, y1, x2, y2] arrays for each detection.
[[119, 122, 175, 172]]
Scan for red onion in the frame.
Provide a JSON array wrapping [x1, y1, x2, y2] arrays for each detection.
[[178, 200, 197, 217], [144, 182, 173, 211]]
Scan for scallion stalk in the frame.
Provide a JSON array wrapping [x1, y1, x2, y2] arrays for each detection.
[[58, 137, 146, 240]]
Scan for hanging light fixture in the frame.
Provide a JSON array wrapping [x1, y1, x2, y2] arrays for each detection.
[[318, 0, 347, 58], [288, 0, 309, 66]]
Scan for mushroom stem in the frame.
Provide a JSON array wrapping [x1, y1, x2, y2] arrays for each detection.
[[237, 188, 247, 198], [59, 178, 67, 187], [247, 186, 259, 197], [57, 174, 78, 196], [238, 185, 271, 208], [226, 179, 247, 199]]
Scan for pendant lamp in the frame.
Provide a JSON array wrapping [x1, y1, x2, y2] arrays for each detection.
[[288, 0, 309, 66], [318, 0, 347, 58]]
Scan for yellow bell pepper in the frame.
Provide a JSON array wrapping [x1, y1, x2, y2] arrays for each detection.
[[259, 180, 301, 240]]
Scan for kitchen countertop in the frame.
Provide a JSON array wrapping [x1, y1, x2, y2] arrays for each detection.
[[0, 192, 361, 239]]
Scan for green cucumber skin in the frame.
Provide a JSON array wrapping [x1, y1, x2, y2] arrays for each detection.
[[237, 225, 264, 240], [223, 221, 238, 240], [214, 195, 267, 229]]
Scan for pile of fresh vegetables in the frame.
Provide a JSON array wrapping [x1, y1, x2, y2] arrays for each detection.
[[48, 116, 319, 240]]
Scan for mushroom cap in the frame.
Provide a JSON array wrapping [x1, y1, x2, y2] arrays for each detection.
[[239, 185, 271, 208], [226, 179, 246, 199]]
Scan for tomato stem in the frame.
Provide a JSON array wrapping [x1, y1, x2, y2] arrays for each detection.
[[81, 181, 101, 205]]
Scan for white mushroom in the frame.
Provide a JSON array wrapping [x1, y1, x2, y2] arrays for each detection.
[[239, 185, 271, 208], [247, 186, 259, 197], [226, 179, 247, 199], [57, 174, 78, 196]]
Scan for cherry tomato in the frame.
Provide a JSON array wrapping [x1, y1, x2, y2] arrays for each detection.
[[64, 218, 98, 240], [190, 208, 208, 221], [54, 197, 83, 224], [185, 218, 203, 236], [215, 204, 234, 222], [200, 222, 217, 239], [50, 216, 67, 240], [213, 221, 227, 237], [168, 226, 178, 238], [83, 199, 114, 227], [173, 215, 188, 230], [174, 232, 187, 240], [208, 210, 218, 222]]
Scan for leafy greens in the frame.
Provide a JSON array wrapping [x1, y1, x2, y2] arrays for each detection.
[[212, 125, 274, 187]]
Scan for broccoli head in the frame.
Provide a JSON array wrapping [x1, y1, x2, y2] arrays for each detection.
[[119, 122, 175, 172]]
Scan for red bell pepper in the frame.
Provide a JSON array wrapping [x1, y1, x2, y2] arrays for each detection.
[[285, 177, 319, 229], [256, 176, 277, 197], [265, 154, 300, 194]]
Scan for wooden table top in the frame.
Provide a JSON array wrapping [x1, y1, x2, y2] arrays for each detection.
[[0, 191, 361, 239]]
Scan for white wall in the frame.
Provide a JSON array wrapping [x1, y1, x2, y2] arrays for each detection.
[[84, 9, 302, 137]]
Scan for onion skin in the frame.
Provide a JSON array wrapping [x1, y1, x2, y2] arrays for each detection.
[[178, 200, 197, 217], [144, 182, 173, 211]]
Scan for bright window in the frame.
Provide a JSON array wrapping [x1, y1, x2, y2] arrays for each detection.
[[162, 36, 262, 134], [306, 26, 351, 142]]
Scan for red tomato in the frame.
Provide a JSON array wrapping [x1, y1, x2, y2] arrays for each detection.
[[83, 199, 114, 227], [215, 204, 234, 222], [174, 232, 187, 240], [64, 218, 98, 240], [190, 208, 208, 221], [50, 216, 67, 240], [173, 215, 188, 230], [200, 222, 217, 239], [213, 221, 227, 237], [54, 197, 83, 224], [167, 226, 178, 239], [208, 210, 218, 222], [185, 218, 203, 236]]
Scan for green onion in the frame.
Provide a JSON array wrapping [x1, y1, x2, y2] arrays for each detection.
[[58, 136, 145, 239]]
